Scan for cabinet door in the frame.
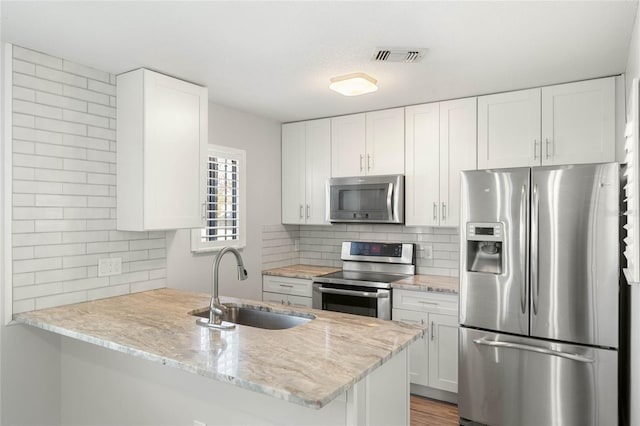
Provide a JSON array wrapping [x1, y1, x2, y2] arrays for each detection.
[[143, 70, 207, 230], [405, 103, 440, 226], [365, 108, 405, 175], [305, 119, 331, 224], [541, 77, 615, 166], [287, 294, 313, 308], [393, 308, 429, 387], [281, 122, 306, 224], [440, 98, 477, 227], [331, 114, 366, 177], [428, 313, 458, 393], [478, 88, 541, 169], [263, 291, 287, 306]]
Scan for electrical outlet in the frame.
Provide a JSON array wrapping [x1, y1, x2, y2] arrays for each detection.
[[98, 257, 122, 277], [423, 245, 433, 260], [294, 239, 300, 252]]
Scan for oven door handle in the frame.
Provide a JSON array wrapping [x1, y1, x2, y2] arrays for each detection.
[[315, 287, 389, 299]]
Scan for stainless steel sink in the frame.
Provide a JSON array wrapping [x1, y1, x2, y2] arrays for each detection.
[[192, 303, 315, 330]]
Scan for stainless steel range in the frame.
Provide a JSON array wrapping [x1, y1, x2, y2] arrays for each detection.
[[312, 241, 415, 320]]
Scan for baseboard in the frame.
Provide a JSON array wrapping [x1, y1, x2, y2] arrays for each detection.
[[410, 383, 458, 404]]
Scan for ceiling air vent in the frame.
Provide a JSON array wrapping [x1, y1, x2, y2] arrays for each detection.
[[372, 48, 426, 63]]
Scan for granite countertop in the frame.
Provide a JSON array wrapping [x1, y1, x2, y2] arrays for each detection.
[[262, 264, 341, 279], [391, 274, 459, 294], [13, 288, 423, 409]]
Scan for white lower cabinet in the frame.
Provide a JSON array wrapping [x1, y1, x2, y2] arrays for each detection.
[[393, 289, 459, 396], [262, 275, 312, 308]]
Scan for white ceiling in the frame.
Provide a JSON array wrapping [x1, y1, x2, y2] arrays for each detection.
[[2, 1, 638, 123]]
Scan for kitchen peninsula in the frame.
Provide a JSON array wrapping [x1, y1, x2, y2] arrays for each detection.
[[14, 288, 423, 425]]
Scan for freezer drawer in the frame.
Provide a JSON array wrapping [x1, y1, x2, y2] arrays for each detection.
[[459, 328, 618, 426]]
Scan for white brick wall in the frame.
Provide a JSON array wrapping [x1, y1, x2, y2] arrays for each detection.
[[262, 223, 460, 277], [261, 224, 300, 270], [11, 45, 167, 314]]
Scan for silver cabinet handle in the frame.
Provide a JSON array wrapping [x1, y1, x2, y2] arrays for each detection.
[[430, 321, 435, 341], [360, 154, 364, 172], [418, 300, 438, 305], [367, 154, 372, 171], [545, 138, 553, 159], [520, 184, 528, 315], [532, 184, 539, 316], [279, 284, 294, 288], [306, 204, 310, 219], [473, 339, 594, 363], [299, 205, 303, 219], [441, 202, 447, 221], [433, 202, 438, 221], [316, 287, 388, 299], [533, 139, 539, 160]]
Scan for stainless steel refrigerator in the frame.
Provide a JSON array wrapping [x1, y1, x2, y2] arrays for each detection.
[[459, 163, 620, 426]]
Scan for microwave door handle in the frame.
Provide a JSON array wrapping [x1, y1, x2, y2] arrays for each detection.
[[386, 183, 394, 221]]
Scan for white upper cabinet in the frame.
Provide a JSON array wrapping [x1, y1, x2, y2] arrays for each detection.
[[117, 69, 208, 231], [281, 122, 306, 224], [405, 98, 477, 227], [331, 108, 404, 177], [365, 108, 405, 175], [478, 77, 615, 169], [405, 103, 440, 226], [541, 77, 615, 166], [331, 113, 366, 177], [478, 88, 541, 169], [439, 98, 477, 227], [281, 119, 331, 225]]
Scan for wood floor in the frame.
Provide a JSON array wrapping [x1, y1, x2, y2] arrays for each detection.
[[410, 395, 459, 426]]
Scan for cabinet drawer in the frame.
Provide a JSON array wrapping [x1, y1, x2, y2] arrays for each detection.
[[393, 289, 458, 315], [262, 275, 312, 297], [263, 292, 312, 309]]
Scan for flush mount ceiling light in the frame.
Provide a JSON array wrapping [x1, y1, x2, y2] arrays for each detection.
[[329, 72, 378, 97]]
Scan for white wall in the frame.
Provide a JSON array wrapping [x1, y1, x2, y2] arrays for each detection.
[[166, 103, 281, 301], [625, 4, 640, 425], [1, 43, 63, 426]]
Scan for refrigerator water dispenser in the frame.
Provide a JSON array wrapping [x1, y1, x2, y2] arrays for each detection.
[[465, 222, 504, 274]]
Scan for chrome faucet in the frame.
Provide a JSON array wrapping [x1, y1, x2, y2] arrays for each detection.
[[196, 247, 248, 330]]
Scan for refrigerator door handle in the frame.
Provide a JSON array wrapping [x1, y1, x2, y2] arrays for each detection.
[[531, 183, 539, 315], [520, 184, 528, 315], [472, 339, 594, 363]]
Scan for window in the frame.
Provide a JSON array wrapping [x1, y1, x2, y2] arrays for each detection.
[[191, 145, 246, 252]]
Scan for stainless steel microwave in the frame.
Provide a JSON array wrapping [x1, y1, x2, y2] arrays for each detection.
[[327, 175, 404, 223]]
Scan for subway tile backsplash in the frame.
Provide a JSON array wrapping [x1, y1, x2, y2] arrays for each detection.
[[262, 223, 460, 277], [11, 45, 167, 314]]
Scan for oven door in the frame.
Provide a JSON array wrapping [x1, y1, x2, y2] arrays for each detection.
[[312, 283, 391, 320]]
